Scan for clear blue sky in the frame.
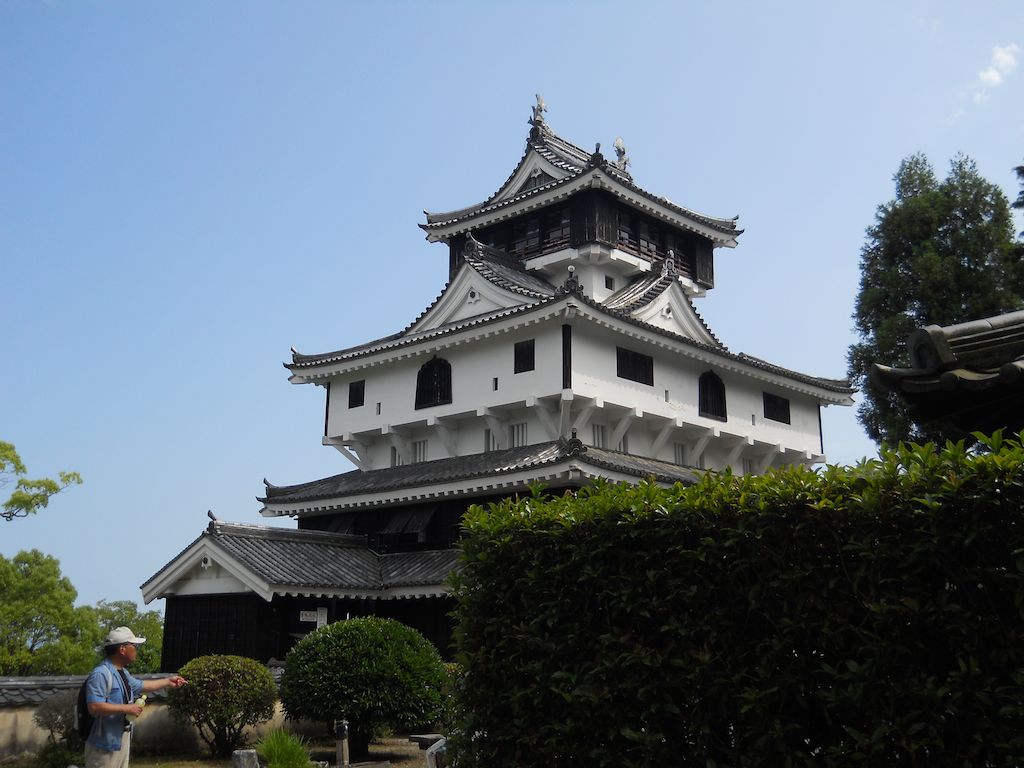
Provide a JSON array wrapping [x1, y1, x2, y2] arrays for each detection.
[[3, 1, 1022, 611]]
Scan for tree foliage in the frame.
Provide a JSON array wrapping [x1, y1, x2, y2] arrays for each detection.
[[167, 654, 278, 757], [1014, 160, 1024, 224], [279, 617, 446, 761], [0, 551, 165, 674], [1, 441, 81, 521], [0, 550, 85, 675], [92, 600, 165, 673], [848, 154, 1023, 445]]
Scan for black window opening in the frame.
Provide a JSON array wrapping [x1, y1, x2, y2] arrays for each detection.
[[699, 371, 727, 421], [618, 207, 662, 258], [348, 380, 365, 409], [763, 392, 791, 424], [514, 339, 535, 373], [616, 347, 654, 386], [510, 217, 542, 258], [638, 220, 661, 256], [414, 357, 452, 410], [543, 207, 571, 249], [482, 205, 571, 260]]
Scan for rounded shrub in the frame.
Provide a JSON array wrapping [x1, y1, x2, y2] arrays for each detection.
[[280, 617, 445, 760], [167, 654, 277, 757]]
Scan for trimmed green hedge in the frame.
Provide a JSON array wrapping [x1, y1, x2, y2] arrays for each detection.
[[450, 435, 1024, 767]]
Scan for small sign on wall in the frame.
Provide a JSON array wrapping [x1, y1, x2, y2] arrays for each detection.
[[300, 607, 330, 627]]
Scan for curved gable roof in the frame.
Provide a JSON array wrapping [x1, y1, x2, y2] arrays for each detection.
[[421, 120, 740, 246]]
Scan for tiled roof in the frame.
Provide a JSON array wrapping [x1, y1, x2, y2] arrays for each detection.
[[287, 290, 852, 396], [462, 236, 556, 299], [262, 438, 701, 508], [422, 121, 739, 239], [0, 675, 173, 708], [262, 442, 571, 503], [605, 259, 679, 313], [201, 522, 458, 593], [871, 310, 1024, 436]]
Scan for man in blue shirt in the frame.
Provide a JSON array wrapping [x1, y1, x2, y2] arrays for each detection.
[[84, 626, 187, 768]]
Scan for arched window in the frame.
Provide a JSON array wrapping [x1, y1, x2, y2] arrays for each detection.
[[415, 357, 452, 410], [699, 371, 727, 421]]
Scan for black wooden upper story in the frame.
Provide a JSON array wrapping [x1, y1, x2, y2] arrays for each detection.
[[446, 190, 715, 289]]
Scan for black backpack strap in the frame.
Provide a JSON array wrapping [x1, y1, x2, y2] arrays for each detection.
[[116, 669, 133, 703]]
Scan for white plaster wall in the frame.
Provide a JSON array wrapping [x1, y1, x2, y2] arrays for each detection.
[[324, 315, 828, 473], [327, 324, 566, 440], [569, 324, 824, 466]]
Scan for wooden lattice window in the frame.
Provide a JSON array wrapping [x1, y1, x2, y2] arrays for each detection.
[[699, 371, 727, 421], [763, 392, 791, 424], [617, 347, 654, 386], [415, 358, 452, 410], [514, 339, 535, 373], [543, 206, 571, 248], [348, 380, 365, 409]]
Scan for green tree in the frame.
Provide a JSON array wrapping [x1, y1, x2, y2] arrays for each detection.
[[1, 441, 81, 521], [847, 154, 1023, 445], [1014, 160, 1024, 232], [0, 550, 91, 674], [93, 600, 165, 672], [167, 655, 278, 757], [280, 617, 445, 761]]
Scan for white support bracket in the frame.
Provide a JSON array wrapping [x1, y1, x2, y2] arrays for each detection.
[[650, 417, 679, 457], [757, 444, 783, 474], [478, 408, 508, 450], [387, 428, 412, 465], [572, 400, 601, 436], [610, 408, 640, 450], [726, 436, 754, 469], [558, 389, 574, 438], [688, 427, 716, 467], [428, 416, 459, 457], [529, 397, 561, 441], [322, 436, 370, 471]]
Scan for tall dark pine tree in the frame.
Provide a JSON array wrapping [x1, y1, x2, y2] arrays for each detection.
[[848, 153, 1022, 445], [1014, 160, 1024, 225]]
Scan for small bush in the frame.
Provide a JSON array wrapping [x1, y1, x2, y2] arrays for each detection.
[[256, 729, 311, 768], [30, 741, 81, 768], [33, 689, 78, 745], [280, 617, 446, 761], [167, 654, 277, 757]]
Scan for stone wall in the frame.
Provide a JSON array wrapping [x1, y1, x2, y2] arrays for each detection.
[[0, 692, 313, 760]]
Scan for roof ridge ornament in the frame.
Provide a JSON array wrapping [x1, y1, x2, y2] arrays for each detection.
[[662, 250, 677, 277], [556, 264, 582, 296], [588, 142, 604, 167], [528, 93, 547, 135], [613, 137, 630, 172]]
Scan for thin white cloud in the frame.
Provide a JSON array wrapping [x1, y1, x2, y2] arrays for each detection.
[[974, 43, 1020, 102]]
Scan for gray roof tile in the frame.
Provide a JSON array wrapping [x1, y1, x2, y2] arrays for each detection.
[[144, 522, 459, 597], [262, 439, 701, 507]]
